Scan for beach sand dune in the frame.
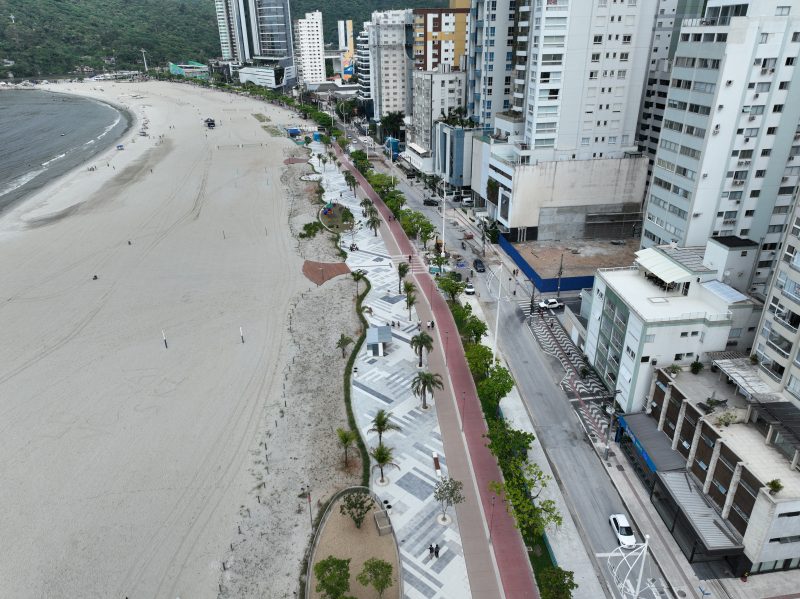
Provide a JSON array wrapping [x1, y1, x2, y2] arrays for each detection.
[[0, 82, 344, 598]]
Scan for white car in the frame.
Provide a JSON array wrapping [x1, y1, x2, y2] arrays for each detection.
[[538, 298, 564, 310], [609, 514, 636, 549], [464, 282, 476, 295]]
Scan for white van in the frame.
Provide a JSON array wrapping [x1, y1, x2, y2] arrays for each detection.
[[462, 197, 474, 207]]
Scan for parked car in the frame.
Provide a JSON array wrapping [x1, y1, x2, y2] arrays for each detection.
[[609, 514, 636, 549], [423, 198, 440, 207], [462, 197, 475, 207], [472, 258, 486, 273], [538, 298, 564, 310], [464, 282, 476, 295]]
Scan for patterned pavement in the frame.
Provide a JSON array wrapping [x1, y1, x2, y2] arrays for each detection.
[[310, 145, 471, 599], [529, 310, 613, 446]]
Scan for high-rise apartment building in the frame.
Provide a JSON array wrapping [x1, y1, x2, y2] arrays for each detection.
[[215, 0, 296, 88], [469, 0, 656, 241], [641, 0, 800, 296], [355, 22, 374, 118], [413, 1, 471, 72], [467, 0, 515, 125], [368, 10, 414, 120], [636, 0, 705, 194], [338, 20, 355, 80], [406, 67, 467, 173], [755, 187, 800, 389], [294, 11, 326, 85]]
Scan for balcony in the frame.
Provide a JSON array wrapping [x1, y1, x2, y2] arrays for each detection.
[[682, 17, 731, 27], [774, 313, 799, 335]]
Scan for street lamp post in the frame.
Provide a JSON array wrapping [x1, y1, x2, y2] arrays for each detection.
[[604, 389, 622, 460], [445, 331, 449, 366], [461, 390, 466, 432], [528, 279, 537, 325], [493, 262, 503, 364]]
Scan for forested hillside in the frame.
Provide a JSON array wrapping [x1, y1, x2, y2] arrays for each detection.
[[0, 0, 449, 78], [0, 0, 219, 77]]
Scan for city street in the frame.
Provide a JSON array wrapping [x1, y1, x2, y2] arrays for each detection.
[[355, 142, 670, 598]]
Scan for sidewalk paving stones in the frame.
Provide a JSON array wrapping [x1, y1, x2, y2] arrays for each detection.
[[309, 145, 470, 599]]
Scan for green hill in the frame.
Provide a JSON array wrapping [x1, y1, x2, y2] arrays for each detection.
[[0, 0, 448, 78], [0, 0, 219, 77]]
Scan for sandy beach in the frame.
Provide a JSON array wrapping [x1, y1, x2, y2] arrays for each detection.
[[0, 81, 359, 598]]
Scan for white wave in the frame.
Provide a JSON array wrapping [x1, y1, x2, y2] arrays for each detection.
[[41, 152, 67, 167], [94, 114, 122, 142], [0, 168, 46, 198]]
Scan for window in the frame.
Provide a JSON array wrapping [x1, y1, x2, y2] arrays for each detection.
[[788, 57, 796, 66], [760, 33, 769, 44], [593, 35, 602, 44], [680, 332, 688, 338], [774, 104, 784, 113], [780, 81, 790, 90], [620, 52, 629, 62], [779, 511, 800, 518], [591, 53, 600, 62], [776, 6, 791, 15], [675, 353, 685, 360], [622, 35, 631, 44]]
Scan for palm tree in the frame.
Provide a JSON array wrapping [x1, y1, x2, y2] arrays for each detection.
[[360, 197, 373, 211], [403, 280, 415, 296], [367, 214, 382, 236], [337, 427, 358, 466], [397, 262, 410, 294], [370, 443, 399, 484], [405, 292, 417, 321], [320, 155, 328, 171], [410, 331, 434, 368], [344, 171, 358, 194], [365, 204, 379, 219], [336, 333, 354, 358], [352, 270, 366, 297], [369, 409, 401, 444], [411, 371, 444, 410]]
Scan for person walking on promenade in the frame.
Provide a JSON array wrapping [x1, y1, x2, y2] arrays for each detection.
[[429, 544, 434, 558], [434, 544, 440, 558]]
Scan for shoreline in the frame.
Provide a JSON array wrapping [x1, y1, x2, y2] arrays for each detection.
[[0, 80, 341, 597], [0, 87, 135, 217]]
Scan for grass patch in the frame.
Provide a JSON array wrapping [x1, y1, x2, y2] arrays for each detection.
[[299, 221, 324, 238], [320, 203, 353, 232], [261, 124, 283, 136], [527, 533, 555, 579], [252, 113, 270, 122]]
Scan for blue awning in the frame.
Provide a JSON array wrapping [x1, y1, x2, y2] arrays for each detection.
[[617, 413, 686, 473]]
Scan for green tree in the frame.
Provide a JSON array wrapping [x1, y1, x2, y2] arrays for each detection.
[[411, 371, 443, 410], [357, 558, 394, 598], [465, 343, 494, 382], [304, 136, 312, 146], [360, 197, 373, 211], [367, 172, 396, 198], [485, 421, 535, 464], [336, 333, 354, 358], [538, 567, 579, 599], [339, 490, 374, 529], [370, 443, 399, 484], [464, 316, 489, 345], [367, 214, 382, 236], [344, 170, 358, 194], [314, 555, 351, 599], [433, 476, 466, 521], [397, 262, 410, 294], [351, 270, 366, 297], [477, 365, 515, 415], [380, 111, 404, 139], [406, 292, 417, 321], [336, 427, 358, 467], [419, 222, 436, 249], [451, 302, 474, 333], [490, 461, 562, 537], [369, 409, 401, 444], [410, 331, 434, 368], [438, 276, 466, 303]]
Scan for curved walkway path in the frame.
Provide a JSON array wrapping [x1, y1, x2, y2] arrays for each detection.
[[334, 145, 538, 599]]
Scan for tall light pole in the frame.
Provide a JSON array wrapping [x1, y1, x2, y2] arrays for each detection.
[[604, 389, 622, 460], [493, 262, 504, 363], [488, 496, 496, 543]]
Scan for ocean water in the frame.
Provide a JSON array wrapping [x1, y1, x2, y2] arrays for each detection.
[[0, 89, 131, 214]]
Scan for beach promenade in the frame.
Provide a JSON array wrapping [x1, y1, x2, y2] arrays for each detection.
[[335, 144, 539, 598]]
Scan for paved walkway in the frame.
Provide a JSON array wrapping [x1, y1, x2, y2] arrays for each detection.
[[310, 146, 470, 598], [333, 144, 538, 598]]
